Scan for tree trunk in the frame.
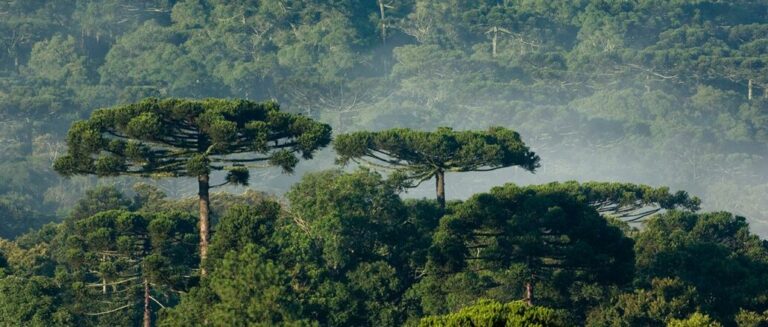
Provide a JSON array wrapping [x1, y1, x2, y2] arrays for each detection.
[[748, 79, 753, 100], [525, 281, 533, 306], [102, 254, 107, 294], [491, 31, 497, 57], [338, 111, 343, 133], [143, 278, 151, 327], [198, 174, 211, 276], [379, 0, 387, 44], [435, 170, 445, 210]]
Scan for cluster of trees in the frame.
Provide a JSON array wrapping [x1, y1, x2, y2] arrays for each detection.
[[1, 167, 766, 326], [3, 0, 768, 237], [0, 97, 766, 326]]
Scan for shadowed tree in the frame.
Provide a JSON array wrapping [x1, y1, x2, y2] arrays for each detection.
[[424, 183, 635, 312], [333, 127, 540, 209], [526, 181, 701, 222], [53, 98, 332, 273], [158, 203, 315, 326], [586, 277, 701, 327], [63, 210, 197, 327], [0, 275, 74, 326], [633, 211, 768, 324]]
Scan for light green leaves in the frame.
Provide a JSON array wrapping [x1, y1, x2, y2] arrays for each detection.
[[126, 112, 163, 140], [419, 299, 567, 327], [185, 154, 210, 177]]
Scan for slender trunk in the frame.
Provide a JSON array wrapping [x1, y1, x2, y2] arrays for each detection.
[[379, 0, 386, 44], [435, 170, 445, 210], [525, 281, 533, 306], [748, 79, 753, 100], [143, 278, 151, 327], [492, 31, 497, 57], [101, 254, 107, 294], [198, 174, 210, 276]]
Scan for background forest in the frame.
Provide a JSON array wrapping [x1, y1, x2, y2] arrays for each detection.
[[4, 0, 768, 237], [2, 0, 768, 326]]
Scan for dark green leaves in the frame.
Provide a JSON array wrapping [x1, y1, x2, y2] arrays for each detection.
[[421, 183, 635, 314], [54, 98, 332, 179], [334, 126, 540, 184], [185, 154, 210, 177], [225, 167, 249, 186], [126, 112, 163, 140], [268, 150, 300, 173]]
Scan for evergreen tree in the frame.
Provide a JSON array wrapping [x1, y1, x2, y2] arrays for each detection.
[[62, 209, 197, 326], [54, 97, 331, 273], [422, 183, 635, 315], [334, 127, 540, 209]]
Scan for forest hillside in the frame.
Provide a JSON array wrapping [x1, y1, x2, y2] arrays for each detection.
[[2, 1, 768, 326]]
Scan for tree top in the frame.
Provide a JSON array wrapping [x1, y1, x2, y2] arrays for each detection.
[[334, 126, 540, 183], [54, 98, 332, 179]]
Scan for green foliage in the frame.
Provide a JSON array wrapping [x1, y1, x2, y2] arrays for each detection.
[[59, 209, 198, 325], [26, 35, 87, 86], [4, 2, 768, 326], [287, 169, 409, 272], [419, 299, 567, 327], [4, 169, 768, 326], [586, 278, 699, 326], [160, 244, 315, 327], [524, 181, 701, 222], [207, 202, 281, 262], [734, 309, 768, 327], [160, 201, 314, 326], [335, 127, 540, 184], [54, 98, 332, 182], [68, 185, 132, 220], [285, 169, 416, 326], [0, 194, 54, 239], [0, 276, 74, 326], [419, 182, 634, 317], [3, 0, 768, 239], [634, 211, 768, 323], [224, 167, 249, 186], [668, 313, 723, 327]]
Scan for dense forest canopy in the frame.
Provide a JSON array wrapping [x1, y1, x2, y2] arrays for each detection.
[[2, 0, 768, 236], [2, 0, 768, 326]]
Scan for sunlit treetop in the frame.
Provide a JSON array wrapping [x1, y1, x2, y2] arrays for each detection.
[[54, 97, 332, 184], [419, 299, 567, 327]]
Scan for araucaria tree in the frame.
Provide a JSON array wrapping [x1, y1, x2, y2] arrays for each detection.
[[425, 184, 635, 310], [333, 127, 540, 208], [54, 98, 332, 271]]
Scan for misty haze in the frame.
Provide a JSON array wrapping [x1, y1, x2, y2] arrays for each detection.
[[1, 1, 768, 326]]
